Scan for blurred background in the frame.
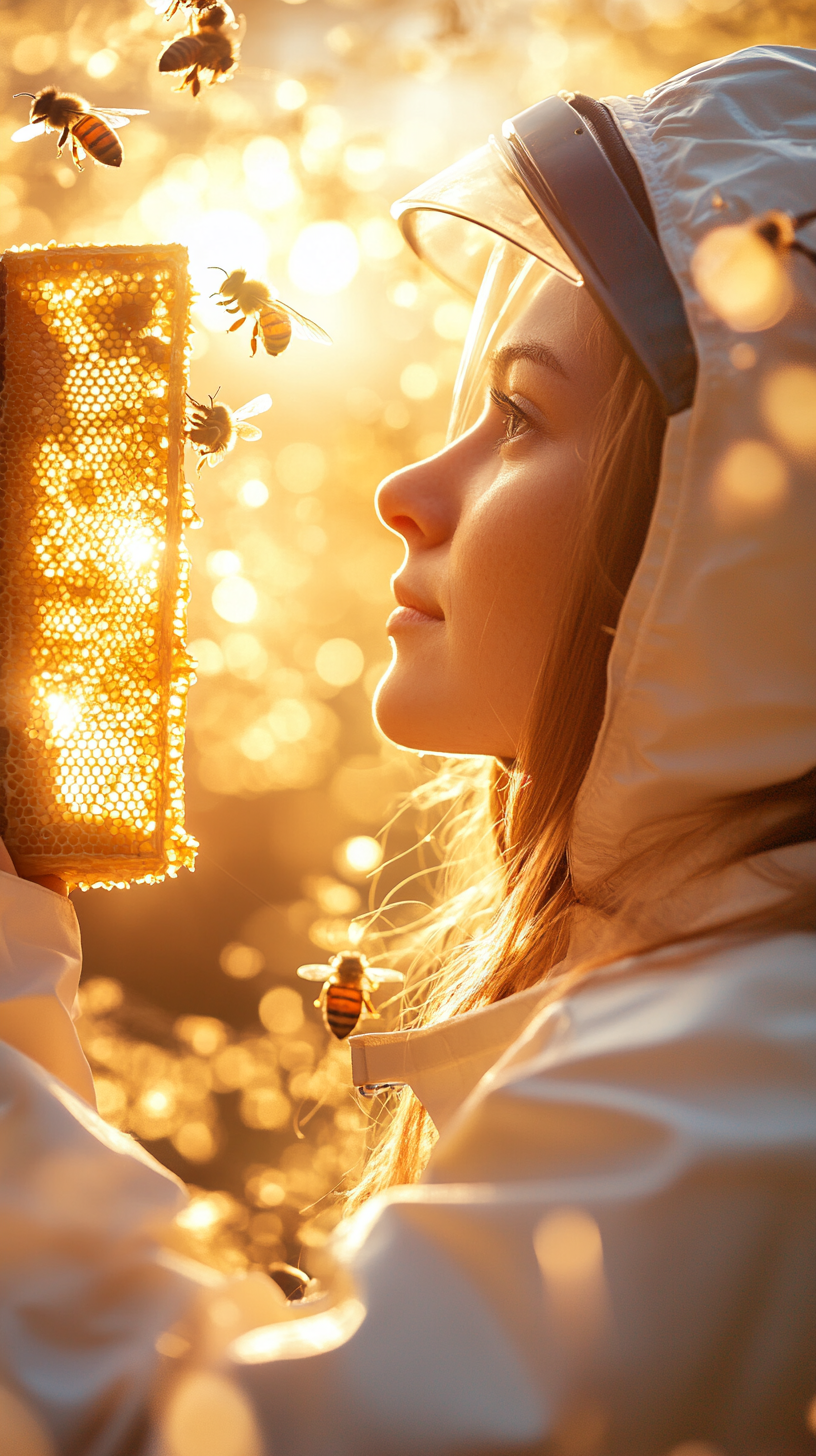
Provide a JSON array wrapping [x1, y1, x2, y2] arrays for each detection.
[[1, 0, 813, 1277]]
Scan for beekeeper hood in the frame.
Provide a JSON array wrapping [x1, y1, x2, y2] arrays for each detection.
[[392, 44, 816, 884]]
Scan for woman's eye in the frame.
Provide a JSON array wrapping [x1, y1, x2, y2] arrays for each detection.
[[489, 386, 536, 446]]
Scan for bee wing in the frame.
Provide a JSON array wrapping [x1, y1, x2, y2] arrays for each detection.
[[93, 109, 149, 127], [297, 964, 333, 981], [11, 121, 46, 143], [233, 393, 272, 422], [279, 305, 332, 346], [367, 968, 405, 985], [235, 422, 263, 442]]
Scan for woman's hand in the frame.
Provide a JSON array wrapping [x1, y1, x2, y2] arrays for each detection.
[[0, 837, 67, 896], [0, 837, 15, 878]]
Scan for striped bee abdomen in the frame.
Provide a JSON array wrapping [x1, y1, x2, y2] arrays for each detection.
[[73, 115, 122, 168], [159, 36, 206, 73], [325, 984, 364, 1039], [259, 307, 293, 357]]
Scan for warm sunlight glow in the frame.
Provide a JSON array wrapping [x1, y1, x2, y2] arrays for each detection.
[[713, 438, 788, 522], [276, 79, 308, 110], [238, 479, 269, 508], [315, 638, 365, 687], [275, 442, 327, 493], [339, 835, 383, 875], [760, 364, 816, 456], [179, 210, 271, 330], [161, 1371, 262, 1456], [691, 222, 793, 332], [207, 550, 242, 579], [86, 48, 118, 78], [212, 577, 258, 624], [288, 221, 359, 295]]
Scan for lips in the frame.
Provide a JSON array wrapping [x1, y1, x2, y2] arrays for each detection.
[[387, 578, 444, 631]]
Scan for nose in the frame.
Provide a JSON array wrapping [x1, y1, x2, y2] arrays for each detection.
[[375, 441, 461, 550]]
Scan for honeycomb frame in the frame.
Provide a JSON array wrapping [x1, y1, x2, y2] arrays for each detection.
[[0, 243, 197, 889]]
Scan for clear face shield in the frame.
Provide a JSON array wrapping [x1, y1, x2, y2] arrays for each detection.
[[392, 96, 697, 429], [448, 240, 542, 442], [396, 138, 582, 443]]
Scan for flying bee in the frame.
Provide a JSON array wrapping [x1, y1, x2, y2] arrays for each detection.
[[297, 953, 404, 1041], [11, 88, 148, 170], [209, 268, 332, 358], [185, 389, 271, 471], [147, 0, 219, 20], [754, 208, 816, 266], [158, 4, 240, 97]]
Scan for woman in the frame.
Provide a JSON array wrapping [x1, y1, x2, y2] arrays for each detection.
[[0, 42, 814, 1456]]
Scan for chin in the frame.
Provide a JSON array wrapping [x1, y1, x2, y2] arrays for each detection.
[[373, 669, 434, 751], [372, 663, 509, 757], [373, 664, 448, 752]]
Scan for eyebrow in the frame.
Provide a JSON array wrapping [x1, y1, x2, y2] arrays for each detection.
[[489, 341, 569, 382]]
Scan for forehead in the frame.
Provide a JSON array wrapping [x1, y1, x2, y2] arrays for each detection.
[[498, 269, 615, 384]]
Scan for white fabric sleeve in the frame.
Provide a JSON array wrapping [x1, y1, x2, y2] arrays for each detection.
[[0, 871, 95, 1102], [0, 872, 81, 1010], [204, 934, 816, 1456], [0, 1043, 199, 1455]]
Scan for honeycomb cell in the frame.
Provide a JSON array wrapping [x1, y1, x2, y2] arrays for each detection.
[[0, 244, 197, 890]]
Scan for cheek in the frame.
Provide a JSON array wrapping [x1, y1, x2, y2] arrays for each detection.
[[448, 446, 581, 673]]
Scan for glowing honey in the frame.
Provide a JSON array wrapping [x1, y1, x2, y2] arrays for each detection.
[[0, 243, 197, 888]]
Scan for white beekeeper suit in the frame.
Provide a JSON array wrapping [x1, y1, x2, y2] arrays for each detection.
[[1, 43, 815, 1456]]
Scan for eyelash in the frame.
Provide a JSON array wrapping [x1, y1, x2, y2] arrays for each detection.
[[489, 386, 537, 447]]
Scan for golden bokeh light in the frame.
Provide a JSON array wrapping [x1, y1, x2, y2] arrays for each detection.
[[691, 221, 793, 332], [534, 1208, 604, 1284], [238, 478, 269, 508], [337, 834, 384, 878], [207, 549, 242, 578], [433, 300, 472, 341], [222, 632, 268, 680], [174, 1121, 218, 1162], [288, 221, 360, 296], [760, 364, 816, 456], [729, 341, 757, 370], [400, 361, 438, 400], [86, 49, 119, 79], [259, 986, 305, 1036], [220, 941, 265, 979], [275, 441, 327, 494], [665, 1446, 724, 1456], [212, 575, 258, 624], [276, 79, 308, 112], [358, 216, 404, 262], [175, 1015, 229, 1056], [12, 32, 59, 73], [162, 1371, 262, 1456], [712, 438, 789, 523], [315, 638, 365, 688]]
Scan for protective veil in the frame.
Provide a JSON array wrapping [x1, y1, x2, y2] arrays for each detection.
[[0, 44, 814, 1456]]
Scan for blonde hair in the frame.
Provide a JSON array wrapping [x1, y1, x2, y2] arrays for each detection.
[[349, 327, 816, 1208]]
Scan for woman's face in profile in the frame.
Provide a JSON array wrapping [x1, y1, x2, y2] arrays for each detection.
[[374, 271, 619, 758]]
